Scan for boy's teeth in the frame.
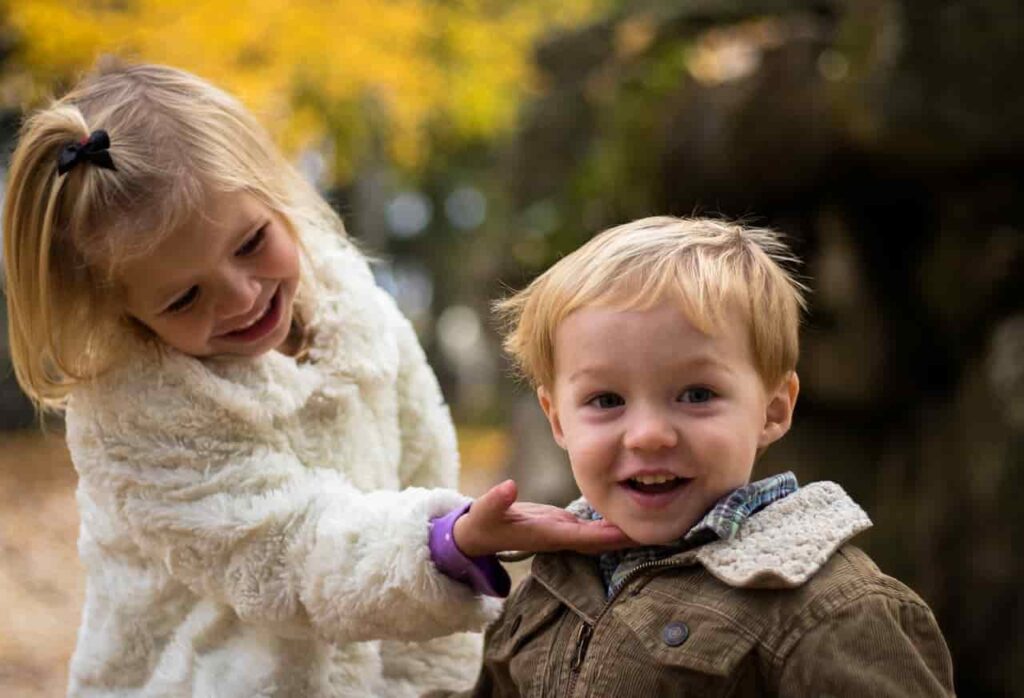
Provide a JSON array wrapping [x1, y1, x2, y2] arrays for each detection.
[[631, 474, 677, 485]]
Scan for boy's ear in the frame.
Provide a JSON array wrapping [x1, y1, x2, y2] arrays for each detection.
[[758, 371, 800, 450], [537, 386, 567, 449]]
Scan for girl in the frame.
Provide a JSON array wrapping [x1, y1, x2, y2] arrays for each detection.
[[2, 60, 626, 697]]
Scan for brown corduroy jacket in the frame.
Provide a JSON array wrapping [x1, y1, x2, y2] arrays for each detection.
[[430, 482, 955, 697]]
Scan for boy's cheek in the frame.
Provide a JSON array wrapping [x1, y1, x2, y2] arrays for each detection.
[[565, 441, 613, 478], [689, 420, 757, 457], [566, 455, 610, 500]]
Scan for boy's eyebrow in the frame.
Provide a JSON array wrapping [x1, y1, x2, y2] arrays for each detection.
[[566, 366, 608, 384], [567, 354, 734, 383], [678, 354, 736, 373]]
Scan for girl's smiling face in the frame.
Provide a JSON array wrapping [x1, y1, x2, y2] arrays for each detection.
[[538, 301, 798, 545], [119, 189, 301, 359]]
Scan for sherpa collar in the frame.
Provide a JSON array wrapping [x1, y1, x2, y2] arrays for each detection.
[[691, 480, 871, 588], [532, 481, 872, 622]]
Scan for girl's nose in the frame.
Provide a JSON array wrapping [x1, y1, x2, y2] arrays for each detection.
[[623, 407, 679, 451], [217, 271, 262, 319]]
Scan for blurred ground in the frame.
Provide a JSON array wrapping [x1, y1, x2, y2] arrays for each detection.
[[0, 431, 82, 698], [0, 425, 523, 697]]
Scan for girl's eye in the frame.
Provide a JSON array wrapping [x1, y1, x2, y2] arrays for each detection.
[[165, 286, 199, 314], [679, 387, 715, 404], [235, 227, 267, 257], [589, 393, 625, 409]]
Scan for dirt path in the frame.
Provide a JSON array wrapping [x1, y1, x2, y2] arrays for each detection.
[[0, 430, 82, 698]]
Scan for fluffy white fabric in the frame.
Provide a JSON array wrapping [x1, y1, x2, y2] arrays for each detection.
[[64, 226, 500, 697]]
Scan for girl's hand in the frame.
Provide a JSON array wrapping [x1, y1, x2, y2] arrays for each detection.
[[452, 480, 634, 557]]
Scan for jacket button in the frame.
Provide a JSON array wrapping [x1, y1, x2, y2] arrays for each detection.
[[510, 615, 522, 635], [662, 621, 689, 647]]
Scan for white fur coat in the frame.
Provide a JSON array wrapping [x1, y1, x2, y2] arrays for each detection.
[[64, 227, 501, 697]]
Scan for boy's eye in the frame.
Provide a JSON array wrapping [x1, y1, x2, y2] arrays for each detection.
[[589, 393, 625, 409], [164, 286, 199, 314], [679, 387, 715, 404], [235, 227, 267, 257]]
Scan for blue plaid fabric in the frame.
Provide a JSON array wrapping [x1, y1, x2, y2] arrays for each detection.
[[583, 472, 799, 596]]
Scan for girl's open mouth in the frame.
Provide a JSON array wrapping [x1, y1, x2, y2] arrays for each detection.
[[222, 287, 281, 343]]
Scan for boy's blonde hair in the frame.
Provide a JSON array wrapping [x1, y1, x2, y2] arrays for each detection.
[[496, 217, 807, 390], [3, 58, 344, 410]]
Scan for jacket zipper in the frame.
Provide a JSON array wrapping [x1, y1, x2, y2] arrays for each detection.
[[566, 621, 592, 696], [563, 557, 684, 696], [610, 558, 682, 601]]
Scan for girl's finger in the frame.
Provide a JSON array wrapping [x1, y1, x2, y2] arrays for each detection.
[[470, 479, 517, 522], [558, 521, 634, 553]]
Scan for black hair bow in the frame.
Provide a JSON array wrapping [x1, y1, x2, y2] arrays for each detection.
[[57, 130, 117, 176]]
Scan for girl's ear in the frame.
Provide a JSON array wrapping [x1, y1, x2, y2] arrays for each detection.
[[537, 386, 567, 449], [758, 371, 800, 450]]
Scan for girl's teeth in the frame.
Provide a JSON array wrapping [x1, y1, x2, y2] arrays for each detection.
[[238, 303, 268, 331]]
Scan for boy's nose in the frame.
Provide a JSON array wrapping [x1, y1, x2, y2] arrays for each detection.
[[623, 408, 678, 451]]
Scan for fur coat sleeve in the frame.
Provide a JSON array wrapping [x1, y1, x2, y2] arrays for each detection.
[[65, 234, 500, 648]]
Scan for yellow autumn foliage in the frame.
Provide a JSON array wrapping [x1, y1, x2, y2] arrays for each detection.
[[1, 0, 608, 182]]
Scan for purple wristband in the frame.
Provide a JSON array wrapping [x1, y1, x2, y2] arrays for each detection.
[[429, 501, 511, 598]]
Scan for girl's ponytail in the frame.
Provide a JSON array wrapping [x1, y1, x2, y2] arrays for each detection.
[[3, 105, 124, 411]]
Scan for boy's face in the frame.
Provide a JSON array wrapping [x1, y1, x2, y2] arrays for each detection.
[[538, 301, 798, 545], [120, 189, 301, 359]]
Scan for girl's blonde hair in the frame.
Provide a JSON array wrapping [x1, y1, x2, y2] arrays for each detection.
[[495, 217, 808, 390], [3, 58, 344, 410]]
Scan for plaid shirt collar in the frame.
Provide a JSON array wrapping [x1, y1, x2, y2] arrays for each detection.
[[586, 471, 799, 596]]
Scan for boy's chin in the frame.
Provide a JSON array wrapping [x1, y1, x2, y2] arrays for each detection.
[[614, 520, 693, 546]]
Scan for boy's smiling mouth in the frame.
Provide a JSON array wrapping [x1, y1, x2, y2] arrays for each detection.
[[621, 473, 693, 496]]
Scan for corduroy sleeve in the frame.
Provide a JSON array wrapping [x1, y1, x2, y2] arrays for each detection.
[[778, 591, 956, 697]]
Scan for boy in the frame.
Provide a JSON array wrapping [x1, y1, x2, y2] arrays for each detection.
[[435, 217, 954, 696]]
